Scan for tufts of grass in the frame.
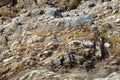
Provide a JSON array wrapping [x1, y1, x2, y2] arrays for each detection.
[[108, 35, 120, 55], [118, 0, 120, 1], [109, 44, 120, 55], [108, 35, 120, 44]]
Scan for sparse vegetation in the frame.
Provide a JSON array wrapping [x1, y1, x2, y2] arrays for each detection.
[[108, 35, 120, 44], [0, 0, 120, 80], [109, 45, 120, 54], [108, 35, 120, 55]]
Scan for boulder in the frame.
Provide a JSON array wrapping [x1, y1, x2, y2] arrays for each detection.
[[26, 9, 44, 16]]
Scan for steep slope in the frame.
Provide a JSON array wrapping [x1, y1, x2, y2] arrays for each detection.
[[0, 0, 120, 80]]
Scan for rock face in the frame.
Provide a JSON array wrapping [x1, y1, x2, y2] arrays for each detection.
[[0, 0, 120, 80]]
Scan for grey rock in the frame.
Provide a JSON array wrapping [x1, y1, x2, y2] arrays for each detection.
[[107, 15, 116, 20], [43, 50, 53, 58], [0, 36, 7, 45], [12, 16, 25, 25], [62, 9, 79, 17], [56, 20, 66, 28], [94, 72, 120, 80], [116, 19, 120, 23], [112, 10, 118, 14], [3, 56, 15, 63], [26, 35, 42, 44], [0, 46, 8, 51], [85, 75, 93, 80], [8, 27, 21, 40], [89, 13, 97, 19], [18, 70, 40, 80], [45, 7, 62, 17], [0, 28, 4, 33], [107, 72, 120, 80], [110, 59, 120, 65], [104, 42, 111, 48], [70, 15, 92, 27], [95, 68, 118, 79], [57, 14, 96, 28], [112, 31, 119, 35], [10, 41, 19, 50], [3, 23, 17, 35], [92, 26, 100, 36], [21, 30, 31, 37], [83, 40, 94, 48], [26, 9, 44, 16]]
